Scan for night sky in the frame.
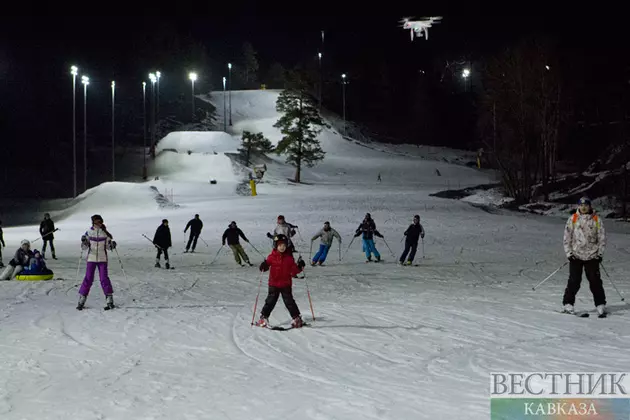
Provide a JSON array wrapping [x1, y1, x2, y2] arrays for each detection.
[[1, 12, 628, 198]]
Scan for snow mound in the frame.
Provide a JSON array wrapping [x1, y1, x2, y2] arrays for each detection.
[[156, 131, 239, 154], [151, 151, 239, 184]]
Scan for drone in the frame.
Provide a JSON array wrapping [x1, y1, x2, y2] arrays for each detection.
[[400, 16, 442, 41]]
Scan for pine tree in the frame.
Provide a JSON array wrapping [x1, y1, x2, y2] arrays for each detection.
[[273, 76, 326, 183], [266, 62, 287, 89], [239, 131, 273, 167], [241, 42, 259, 88]]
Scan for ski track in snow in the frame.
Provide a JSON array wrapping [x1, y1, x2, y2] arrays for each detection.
[[1, 90, 630, 419]]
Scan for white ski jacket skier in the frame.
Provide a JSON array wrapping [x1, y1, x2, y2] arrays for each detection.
[[563, 211, 606, 261], [82, 227, 112, 263]]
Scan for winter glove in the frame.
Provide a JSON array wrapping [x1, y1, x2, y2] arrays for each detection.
[[421, 234, 425, 239], [108, 241, 117, 251], [259, 260, 270, 272], [290, 229, 296, 237], [222, 241, 225, 246], [568, 254, 577, 262], [596, 255, 603, 263], [354, 233, 360, 238], [266, 232, 273, 239], [297, 257, 306, 270]]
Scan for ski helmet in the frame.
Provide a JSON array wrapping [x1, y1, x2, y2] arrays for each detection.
[[229, 221, 237, 227], [365, 213, 371, 219], [21, 239, 30, 247], [414, 214, 420, 221], [578, 196, 591, 206], [273, 234, 288, 249]]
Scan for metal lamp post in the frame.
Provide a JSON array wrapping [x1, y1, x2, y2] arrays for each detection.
[[70, 65, 78, 197], [111, 81, 115, 181], [142, 81, 147, 180], [81, 75, 89, 192], [189, 72, 197, 120], [228, 63, 232, 125], [223, 76, 227, 132]]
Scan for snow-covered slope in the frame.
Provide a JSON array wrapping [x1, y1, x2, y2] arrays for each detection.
[[1, 90, 630, 420]]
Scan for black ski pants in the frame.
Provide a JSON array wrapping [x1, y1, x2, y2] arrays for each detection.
[[42, 238, 55, 256], [562, 258, 606, 306], [156, 248, 170, 262], [261, 286, 300, 319], [186, 232, 200, 251], [399, 241, 418, 263]]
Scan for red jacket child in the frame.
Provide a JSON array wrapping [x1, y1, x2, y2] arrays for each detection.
[[257, 234, 306, 328]]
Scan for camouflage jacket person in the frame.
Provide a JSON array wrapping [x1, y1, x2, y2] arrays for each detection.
[[563, 209, 606, 261]]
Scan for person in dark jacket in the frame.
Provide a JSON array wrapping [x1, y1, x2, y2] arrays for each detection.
[[0, 240, 34, 280], [153, 219, 172, 268], [39, 213, 57, 259], [399, 215, 425, 265], [256, 234, 306, 328], [0, 220, 5, 268], [222, 221, 252, 266], [184, 214, 203, 253], [354, 213, 383, 262]]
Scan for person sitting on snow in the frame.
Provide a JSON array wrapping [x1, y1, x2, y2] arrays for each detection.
[[0, 240, 34, 280], [21, 249, 53, 275], [311, 221, 342, 266], [266, 215, 298, 253]]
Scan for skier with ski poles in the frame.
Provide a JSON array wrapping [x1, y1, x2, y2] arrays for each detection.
[[183, 214, 203, 253], [39, 213, 57, 259], [77, 214, 116, 310], [399, 215, 425, 266], [562, 196, 608, 317], [354, 213, 384, 262], [266, 215, 298, 253], [255, 234, 306, 329], [153, 219, 173, 269], [222, 221, 253, 266], [310, 221, 342, 266]]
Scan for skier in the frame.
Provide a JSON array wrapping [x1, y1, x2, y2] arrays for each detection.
[[354, 213, 384, 262], [562, 196, 607, 316], [77, 214, 116, 310], [153, 219, 172, 269], [0, 219, 5, 268], [184, 214, 203, 253], [399, 215, 425, 265], [39, 213, 57, 259], [266, 215, 298, 253], [256, 234, 306, 328], [0, 240, 34, 280], [310, 221, 342, 266], [222, 221, 252, 266], [377, 173, 382, 182]]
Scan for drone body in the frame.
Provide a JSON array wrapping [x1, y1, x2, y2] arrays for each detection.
[[400, 16, 442, 41]]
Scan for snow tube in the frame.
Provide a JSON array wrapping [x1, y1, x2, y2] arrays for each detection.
[[15, 273, 54, 281]]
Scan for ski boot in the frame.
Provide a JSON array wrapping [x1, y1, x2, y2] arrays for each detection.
[[318, 261, 323, 266], [104, 295, 115, 310], [375, 255, 381, 262], [0, 262, 4, 268], [165, 262, 171, 269], [596, 304, 607, 318], [311, 261, 317, 267], [183, 250, 189, 253], [404, 260, 412, 266], [77, 295, 87, 310], [52, 253, 57, 260], [155, 262, 161, 268], [562, 304, 574, 314], [256, 316, 269, 328], [291, 316, 304, 328]]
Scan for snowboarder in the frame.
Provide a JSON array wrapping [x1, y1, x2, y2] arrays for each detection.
[[266, 215, 298, 253], [562, 197, 607, 316], [153, 219, 172, 269], [77, 214, 116, 310], [222, 221, 252, 266], [39, 213, 57, 259], [256, 234, 306, 328], [0, 240, 34, 280], [311, 221, 342, 266], [184, 214, 203, 253], [0, 219, 5, 268], [399, 215, 425, 265], [354, 213, 384, 262]]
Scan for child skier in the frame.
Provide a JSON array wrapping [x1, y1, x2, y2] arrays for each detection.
[[153, 219, 173, 268], [399, 215, 425, 265], [77, 214, 116, 310], [266, 215, 298, 253], [311, 221, 342, 265], [222, 221, 252, 266], [257, 234, 306, 328], [562, 196, 607, 316], [354, 213, 384, 262], [0, 240, 34, 280]]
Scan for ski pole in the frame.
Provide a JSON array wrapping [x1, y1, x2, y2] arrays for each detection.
[[301, 264, 316, 321], [295, 227, 304, 243], [338, 240, 341, 262], [114, 248, 128, 282], [209, 245, 224, 265], [199, 236, 209, 247], [251, 270, 265, 327], [342, 236, 356, 261], [600, 262, 625, 301], [422, 237, 425, 259], [142, 233, 161, 249], [532, 261, 568, 291], [381, 236, 396, 259], [75, 249, 84, 283], [309, 241, 313, 264], [247, 242, 265, 259], [32, 228, 59, 243]]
